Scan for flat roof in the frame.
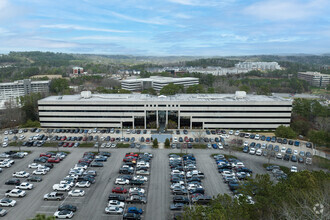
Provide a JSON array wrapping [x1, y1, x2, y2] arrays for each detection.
[[298, 72, 329, 77], [39, 93, 291, 103], [122, 76, 199, 83]]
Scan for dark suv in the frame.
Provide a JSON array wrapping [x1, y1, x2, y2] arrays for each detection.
[[5, 178, 21, 185]]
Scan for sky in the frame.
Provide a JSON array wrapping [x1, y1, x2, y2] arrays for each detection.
[[0, 0, 329, 56]]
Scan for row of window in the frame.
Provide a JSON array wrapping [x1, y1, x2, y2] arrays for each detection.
[[204, 122, 290, 125]]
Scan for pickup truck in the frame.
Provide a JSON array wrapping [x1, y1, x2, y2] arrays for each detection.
[[43, 192, 64, 201], [5, 189, 26, 197]]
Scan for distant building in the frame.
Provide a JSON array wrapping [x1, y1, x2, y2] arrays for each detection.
[[30, 75, 62, 79], [298, 72, 330, 88], [235, 62, 281, 70], [72, 67, 84, 75], [121, 76, 199, 91], [0, 79, 50, 109]]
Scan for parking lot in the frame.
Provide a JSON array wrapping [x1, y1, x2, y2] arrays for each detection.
[[0, 128, 318, 220]]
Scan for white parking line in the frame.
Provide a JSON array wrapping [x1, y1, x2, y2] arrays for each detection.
[[40, 205, 58, 208], [35, 211, 54, 214]]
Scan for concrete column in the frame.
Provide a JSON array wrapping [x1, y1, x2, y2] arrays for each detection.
[[156, 110, 159, 128], [190, 116, 192, 130], [133, 117, 135, 129], [144, 111, 147, 129], [166, 110, 168, 128], [178, 110, 180, 129]]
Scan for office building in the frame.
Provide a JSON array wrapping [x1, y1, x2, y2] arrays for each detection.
[[298, 72, 330, 88], [0, 79, 50, 109], [121, 76, 199, 91], [38, 91, 292, 130], [235, 62, 281, 70]]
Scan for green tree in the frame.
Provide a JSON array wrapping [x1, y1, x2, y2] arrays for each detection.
[[275, 125, 296, 138], [118, 89, 132, 94], [141, 88, 157, 95], [49, 78, 69, 94], [207, 87, 215, 93], [308, 130, 330, 148], [159, 83, 184, 95], [152, 138, 158, 148], [239, 85, 250, 93], [291, 119, 311, 136], [29, 213, 55, 220], [19, 92, 44, 123], [165, 138, 170, 148], [186, 84, 205, 93]]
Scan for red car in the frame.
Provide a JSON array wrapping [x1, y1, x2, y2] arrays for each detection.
[[48, 157, 60, 163], [112, 187, 127, 194], [146, 138, 150, 143], [68, 143, 74, 147], [79, 158, 93, 164], [82, 137, 87, 141], [184, 136, 189, 142], [40, 153, 52, 158], [111, 138, 115, 142], [61, 136, 67, 141], [125, 153, 139, 157], [63, 142, 69, 147]]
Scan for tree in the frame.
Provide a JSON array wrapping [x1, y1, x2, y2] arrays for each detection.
[[152, 138, 158, 148], [49, 78, 69, 94], [29, 214, 55, 220], [165, 138, 170, 148], [291, 119, 311, 136], [141, 88, 157, 95], [118, 89, 132, 94], [159, 83, 184, 95], [308, 130, 330, 148], [186, 84, 205, 93], [19, 93, 44, 123], [275, 125, 296, 139], [207, 87, 215, 93]]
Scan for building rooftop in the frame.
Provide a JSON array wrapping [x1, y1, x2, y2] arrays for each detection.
[[0, 79, 50, 86], [39, 92, 291, 103], [122, 76, 199, 83], [298, 71, 329, 76]]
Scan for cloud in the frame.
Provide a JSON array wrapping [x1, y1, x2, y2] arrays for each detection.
[[167, 0, 228, 7], [72, 35, 150, 44], [110, 11, 170, 25], [40, 24, 131, 33], [243, 0, 328, 21]]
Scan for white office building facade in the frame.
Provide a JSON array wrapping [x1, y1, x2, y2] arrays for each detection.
[[38, 92, 292, 130], [0, 79, 50, 109], [121, 76, 199, 91]]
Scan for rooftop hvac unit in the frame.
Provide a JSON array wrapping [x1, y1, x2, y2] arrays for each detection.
[[81, 91, 92, 99], [235, 91, 246, 99]]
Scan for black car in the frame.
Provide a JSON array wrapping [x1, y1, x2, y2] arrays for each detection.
[[5, 178, 21, 185], [288, 140, 293, 145], [58, 204, 77, 212], [108, 194, 126, 202], [99, 152, 111, 157], [44, 163, 54, 169], [129, 180, 144, 185], [90, 162, 103, 167], [291, 155, 297, 162], [34, 158, 47, 163], [283, 154, 290, 161], [123, 213, 141, 220], [173, 196, 190, 204], [27, 175, 42, 182]]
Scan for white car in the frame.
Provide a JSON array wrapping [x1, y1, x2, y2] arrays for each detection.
[[53, 184, 71, 191], [249, 148, 256, 155], [3, 159, 14, 165], [16, 182, 34, 190], [255, 134, 260, 140], [290, 166, 298, 173], [101, 143, 106, 148], [60, 180, 75, 187], [133, 176, 148, 182], [171, 170, 184, 176], [68, 189, 85, 197], [108, 200, 125, 208], [105, 206, 123, 215], [220, 134, 229, 139], [115, 178, 129, 185], [129, 187, 145, 194], [243, 141, 249, 147], [0, 162, 11, 168], [111, 144, 116, 148], [28, 163, 43, 169], [218, 143, 223, 149], [293, 150, 298, 155], [13, 171, 30, 178], [256, 149, 262, 156], [106, 142, 111, 148], [33, 169, 47, 175], [19, 135, 25, 140], [74, 164, 87, 170], [54, 210, 74, 219], [234, 194, 255, 205], [187, 183, 202, 191], [281, 147, 286, 153], [234, 130, 240, 136], [2, 142, 8, 148], [170, 183, 185, 190], [0, 153, 10, 158], [5, 189, 26, 198], [173, 137, 178, 142], [229, 130, 234, 135], [0, 198, 16, 207], [75, 181, 91, 188]]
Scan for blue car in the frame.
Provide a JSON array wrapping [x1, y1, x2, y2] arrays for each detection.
[[128, 207, 143, 215], [212, 144, 218, 149], [266, 137, 271, 142], [294, 141, 300, 146]]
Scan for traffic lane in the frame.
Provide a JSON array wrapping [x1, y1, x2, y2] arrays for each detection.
[[196, 152, 231, 197], [73, 150, 124, 220], [145, 149, 169, 220]]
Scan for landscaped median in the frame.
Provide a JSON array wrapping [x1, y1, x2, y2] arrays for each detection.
[[116, 143, 130, 148]]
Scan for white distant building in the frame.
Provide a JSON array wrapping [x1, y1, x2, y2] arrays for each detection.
[[72, 67, 84, 75], [235, 62, 281, 70], [298, 72, 330, 88], [121, 76, 199, 91], [0, 79, 50, 109]]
